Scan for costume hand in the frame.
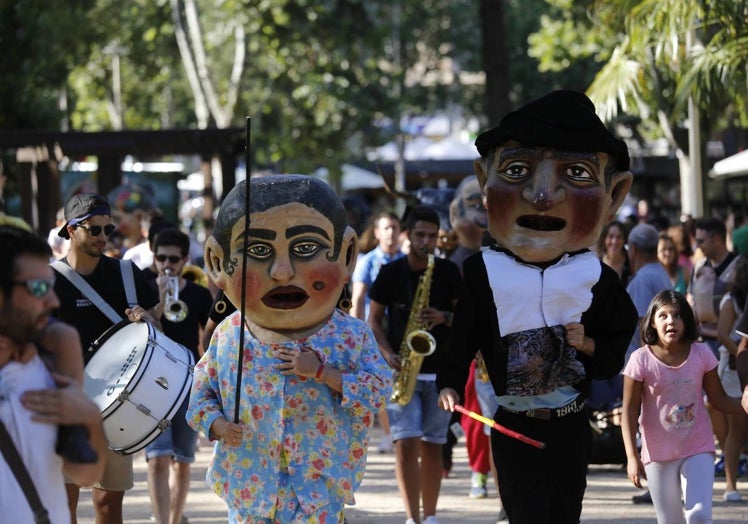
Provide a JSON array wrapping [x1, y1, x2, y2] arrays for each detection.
[[222, 421, 244, 447], [626, 457, 646, 489], [21, 372, 101, 426], [437, 388, 460, 412], [275, 346, 320, 378], [565, 322, 594, 356]]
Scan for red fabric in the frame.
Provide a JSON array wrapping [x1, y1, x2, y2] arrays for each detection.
[[462, 359, 491, 473]]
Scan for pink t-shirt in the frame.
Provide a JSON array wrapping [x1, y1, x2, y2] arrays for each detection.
[[623, 342, 717, 464]]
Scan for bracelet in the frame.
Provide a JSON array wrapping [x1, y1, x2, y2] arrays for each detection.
[[315, 361, 326, 380], [443, 311, 453, 324]]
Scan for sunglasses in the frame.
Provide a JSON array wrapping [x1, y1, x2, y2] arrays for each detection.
[[13, 278, 56, 298], [155, 254, 184, 264], [76, 223, 116, 237]]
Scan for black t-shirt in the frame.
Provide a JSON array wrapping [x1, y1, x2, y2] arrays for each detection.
[[52, 256, 159, 355], [147, 278, 213, 362], [369, 256, 462, 374]]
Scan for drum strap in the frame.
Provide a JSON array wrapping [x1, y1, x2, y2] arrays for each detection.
[[0, 420, 51, 524], [51, 260, 124, 323], [119, 260, 137, 308]]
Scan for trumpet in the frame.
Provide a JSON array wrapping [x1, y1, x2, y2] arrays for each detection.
[[163, 268, 188, 322]]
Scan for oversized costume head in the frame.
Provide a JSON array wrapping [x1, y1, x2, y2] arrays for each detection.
[[204, 175, 358, 337], [473, 90, 633, 263]]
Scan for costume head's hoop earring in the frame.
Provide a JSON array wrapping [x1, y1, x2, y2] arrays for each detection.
[[338, 284, 352, 313]]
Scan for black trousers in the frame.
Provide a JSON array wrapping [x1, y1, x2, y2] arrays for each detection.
[[491, 407, 592, 524]]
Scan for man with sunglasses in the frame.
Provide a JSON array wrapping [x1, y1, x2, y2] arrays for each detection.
[[143, 227, 212, 524], [0, 225, 107, 523], [53, 192, 160, 524]]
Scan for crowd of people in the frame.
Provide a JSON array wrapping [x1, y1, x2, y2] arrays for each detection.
[[3, 89, 748, 524]]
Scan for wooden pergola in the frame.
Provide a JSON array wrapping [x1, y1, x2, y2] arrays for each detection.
[[0, 128, 245, 233]]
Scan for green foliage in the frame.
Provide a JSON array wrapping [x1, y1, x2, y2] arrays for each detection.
[[528, 0, 748, 146], [0, 0, 97, 128]]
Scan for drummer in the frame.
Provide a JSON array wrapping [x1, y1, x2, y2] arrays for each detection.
[[52, 192, 160, 524]]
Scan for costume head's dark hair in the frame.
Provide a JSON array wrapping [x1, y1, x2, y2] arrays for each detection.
[[214, 175, 349, 274], [641, 290, 698, 345], [475, 90, 630, 172], [153, 227, 190, 257], [0, 226, 52, 298]]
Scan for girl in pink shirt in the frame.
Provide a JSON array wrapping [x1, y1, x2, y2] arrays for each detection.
[[622, 290, 744, 523]]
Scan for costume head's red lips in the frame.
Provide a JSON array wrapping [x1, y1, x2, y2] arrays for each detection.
[[261, 286, 309, 310], [516, 215, 566, 232]]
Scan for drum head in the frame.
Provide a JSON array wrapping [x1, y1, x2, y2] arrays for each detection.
[[84, 322, 149, 415]]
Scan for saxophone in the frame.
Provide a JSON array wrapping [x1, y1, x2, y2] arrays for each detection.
[[390, 254, 437, 406]]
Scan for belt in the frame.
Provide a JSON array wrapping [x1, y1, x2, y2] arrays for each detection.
[[500, 397, 585, 421]]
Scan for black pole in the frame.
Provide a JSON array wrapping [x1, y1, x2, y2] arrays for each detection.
[[233, 117, 251, 423]]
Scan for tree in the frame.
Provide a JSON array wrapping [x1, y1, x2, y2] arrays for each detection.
[[0, 0, 97, 129], [529, 0, 748, 217]]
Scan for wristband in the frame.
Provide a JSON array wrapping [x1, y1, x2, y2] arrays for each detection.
[[315, 362, 326, 380]]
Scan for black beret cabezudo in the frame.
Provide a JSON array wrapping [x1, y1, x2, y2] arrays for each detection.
[[474, 89, 630, 171]]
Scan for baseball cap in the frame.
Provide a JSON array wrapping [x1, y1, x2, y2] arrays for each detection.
[[57, 193, 111, 238], [474, 89, 630, 170]]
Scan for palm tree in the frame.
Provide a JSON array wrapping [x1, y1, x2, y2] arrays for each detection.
[[584, 0, 748, 217]]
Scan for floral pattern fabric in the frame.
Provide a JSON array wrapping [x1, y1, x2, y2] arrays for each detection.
[[186, 309, 392, 520]]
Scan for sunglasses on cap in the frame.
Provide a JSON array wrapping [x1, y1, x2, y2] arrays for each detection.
[[13, 277, 56, 298], [155, 254, 184, 264], [76, 223, 116, 237]]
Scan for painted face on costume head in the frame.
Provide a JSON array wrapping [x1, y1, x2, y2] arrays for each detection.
[[222, 202, 350, 332], [477, 141, 630, 263], [454, 177, 487, 231]]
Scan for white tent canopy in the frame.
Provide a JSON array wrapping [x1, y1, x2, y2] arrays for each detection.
[[312, 165, 384, 191], [366, 135, 476, 162], [709, 150, 748, 178]]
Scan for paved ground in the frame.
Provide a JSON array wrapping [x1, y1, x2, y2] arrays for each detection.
[[76, 426, 748, 523]]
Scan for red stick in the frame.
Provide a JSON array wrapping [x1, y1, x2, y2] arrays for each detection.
[[453, 404, 546, 449]]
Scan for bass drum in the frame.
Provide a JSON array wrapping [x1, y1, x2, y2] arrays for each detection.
[[83, 320, 194, 455]]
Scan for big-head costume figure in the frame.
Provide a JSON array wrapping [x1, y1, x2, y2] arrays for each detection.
[[437, 90, 638, 524], [186, 174, 391, 523]]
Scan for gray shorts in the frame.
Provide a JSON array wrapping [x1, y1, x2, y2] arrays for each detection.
[[387, 379, 452, 444]]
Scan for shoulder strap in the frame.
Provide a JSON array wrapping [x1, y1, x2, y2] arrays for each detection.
[[119, 259, 137, 308], [51, 260, 123, 324], [0, 420, 51, 524]]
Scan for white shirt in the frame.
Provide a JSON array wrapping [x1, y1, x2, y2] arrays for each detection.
[[0, 357, 70, 524]]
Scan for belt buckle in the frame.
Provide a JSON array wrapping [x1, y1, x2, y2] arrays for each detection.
[[529, 408, 551, 420]]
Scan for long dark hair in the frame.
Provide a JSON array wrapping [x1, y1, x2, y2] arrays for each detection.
[[641, 290, 698, 346]]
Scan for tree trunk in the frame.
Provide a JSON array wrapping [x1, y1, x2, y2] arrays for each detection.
[[479, 0, 511, 126]]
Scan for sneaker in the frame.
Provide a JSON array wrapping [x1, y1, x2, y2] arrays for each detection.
[[469, 472, 488, 499], [739, 456, 748, 477], [724, 490, 742, 502], [632, 490, 652, 504], [715, 455, 726, 477], [405, 519, 416, 524], [377, 433, 393, 454], [497, 508, 508, 522], [423, 517, 440, 524]]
